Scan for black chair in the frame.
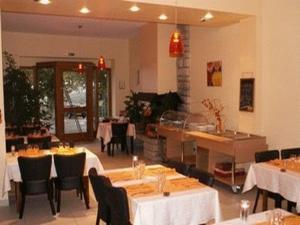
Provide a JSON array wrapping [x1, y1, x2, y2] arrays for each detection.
[[6, 137, 24, 152], [253, 150, 282, 213], [53, 152, 89, 212], [164, 159, 194, 176], [281, 147, 300, 159], [108, 123, 128, 156], [188, 167, 215, 187], [18, 155, 55, 219], [106, 186, 131, 225], [89, 168, 112, 225], [27, 136, 52, 149]]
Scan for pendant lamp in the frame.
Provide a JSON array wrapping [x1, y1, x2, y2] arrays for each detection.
[[169, 31, 183, 57], [78, 63, 84, 74], [97, 56, 106, 71], [169, 0, 183, 57]]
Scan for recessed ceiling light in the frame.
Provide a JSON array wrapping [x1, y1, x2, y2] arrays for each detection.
[[80, 6, 90, 14], [201, 12, 214, 22], [158, 14, 168, 21], [129, 4, 140, 12], [34, 0, 51, 5]]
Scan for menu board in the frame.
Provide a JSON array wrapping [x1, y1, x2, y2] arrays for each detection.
[[239, 78, 254, 112]]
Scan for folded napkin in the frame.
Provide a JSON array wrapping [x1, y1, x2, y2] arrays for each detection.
[[106, 170, 135, 183], [18, 150, 45, 157], [144, 167, 178, 176], [255, 215, 300, 225], [51, 147, 79, 155], [125, 183, 156, 197]]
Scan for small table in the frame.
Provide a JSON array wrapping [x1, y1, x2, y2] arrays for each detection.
[[3, 147, 104, 211], [103, 165, 220, 225], [96, 122, 136, 154], [243, 160, 300, 212]]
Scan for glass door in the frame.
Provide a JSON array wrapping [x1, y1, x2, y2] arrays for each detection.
[[55, 62, 94, 142]]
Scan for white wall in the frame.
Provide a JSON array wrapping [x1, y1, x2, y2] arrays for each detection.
[[190, 23, 241, 130], [2, 31, 130, 116]]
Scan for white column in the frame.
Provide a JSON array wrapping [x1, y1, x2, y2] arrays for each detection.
[[0, 10, 8, 205]]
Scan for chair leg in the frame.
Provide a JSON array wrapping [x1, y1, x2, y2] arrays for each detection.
[[47, 183, 56, 215], [96, 203, 101, 225], [81, 181, 90, 209], [274, 195, 282, 208], [57, 189, 61, 213], [252, 189, 260, 213], [19, 193, 26, 219]]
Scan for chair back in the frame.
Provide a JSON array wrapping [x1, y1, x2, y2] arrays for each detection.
[[111, 123, 128, 138], [106, 186, 130, 225], [6, 137, 25, 152], [27, 136, 52, 149], [164, 160, 192, 176], [23, 125, 41, 135], [188, 167, 215, 187], [255, 150, 279, 163], [281, 147, 300, 159], [54, 152, 86, 178], [18, 155, 52, 194], [89, 168, 112, 222]]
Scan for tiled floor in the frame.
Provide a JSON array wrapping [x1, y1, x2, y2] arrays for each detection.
[[0, 140, 283, 225]]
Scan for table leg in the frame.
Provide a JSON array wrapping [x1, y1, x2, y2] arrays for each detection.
[[100, 138, 104, 152], [262, 190, 268, 211], [130, 136, 134, 154], [83, 176, 90, 208], [15, 182, 21, 212], [107, 144, 111, 156]]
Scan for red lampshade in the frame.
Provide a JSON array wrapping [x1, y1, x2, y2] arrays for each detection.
[[97, 56, 106, 71], [77, 63, 84, 74], [169, 31, 183, 57]]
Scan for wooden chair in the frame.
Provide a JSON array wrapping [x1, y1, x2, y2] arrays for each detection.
[[188, 167, 215, 187], [252, 150, 282, 213], [18, 155, 55, 219], [108, 123, 128, 156], [53, 152, 89, 212], [164, 159, 194, 176], [89, 168, 112, 225]]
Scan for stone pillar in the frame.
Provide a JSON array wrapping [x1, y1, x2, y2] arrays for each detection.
[[176, 24, 191, 113]]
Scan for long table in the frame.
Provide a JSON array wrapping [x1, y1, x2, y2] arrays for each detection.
[[158, 126, 268, 190], [103, 165, 220, 225], [3, 147, 104, 211], [243, 160, 300, 212]]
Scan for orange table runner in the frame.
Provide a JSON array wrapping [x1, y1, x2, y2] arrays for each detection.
[[106, 166, 178, 183], [255, 215, 300, 225], [267, 159, 300, 173], [17, 150, 45, 157], [125, 177, 205, 198]]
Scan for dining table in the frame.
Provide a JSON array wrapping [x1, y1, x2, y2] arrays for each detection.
[[96, 122, 136, 154], [103, 164, 220, 225], [5, 134, 60, 145], [213, 209, 293, 225], [243, 159, 300, 212], [3, 147, 104, 211]]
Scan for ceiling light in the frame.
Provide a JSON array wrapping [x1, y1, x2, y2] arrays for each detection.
[[80, 6, 90, 14], [158, 14, 168, 21], [35, 0, 51, 5], [129, 5, 140, 12], [201, 12, 214, 22]]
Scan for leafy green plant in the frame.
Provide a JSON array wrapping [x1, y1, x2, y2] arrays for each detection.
[[124, 91, 145, 123], [3, 51, 40, 126]]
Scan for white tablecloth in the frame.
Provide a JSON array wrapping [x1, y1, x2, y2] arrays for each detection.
[[104, 165, 220, 225], [243, 162, 300, 212], [213, 209, 290, 225], [96, 122, 136, 145], [3, 147, 104, 197]]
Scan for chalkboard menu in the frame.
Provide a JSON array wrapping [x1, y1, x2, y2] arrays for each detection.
[[239, 78, 254, 112]]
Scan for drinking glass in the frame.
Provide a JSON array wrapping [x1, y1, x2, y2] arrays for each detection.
[[156, 174, 166, 193], [11, 145, 16, 156], [139, 160, 146, 178], [33, 144, 40, 154], [240, 200, 250, 223], [26, 144, 32, 152]]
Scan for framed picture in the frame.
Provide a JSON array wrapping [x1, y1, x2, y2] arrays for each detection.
[[207, 61, 222, 87], [239, 78, 255, 112]]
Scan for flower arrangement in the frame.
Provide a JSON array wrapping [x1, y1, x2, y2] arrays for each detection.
[[201, 98, 224, 133]]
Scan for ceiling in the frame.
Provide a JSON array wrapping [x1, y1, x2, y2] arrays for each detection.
[[0, 0, 250, 28], [2, 12, 145, 38]]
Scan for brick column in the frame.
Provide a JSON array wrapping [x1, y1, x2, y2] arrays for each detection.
[[176, 24, 191, 113]]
